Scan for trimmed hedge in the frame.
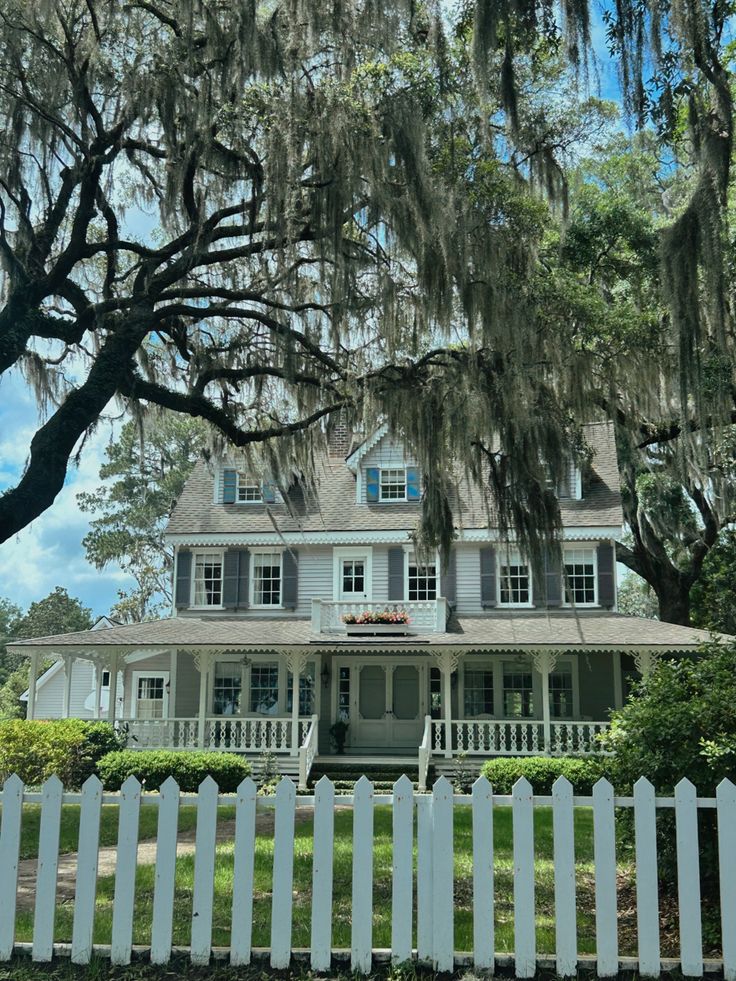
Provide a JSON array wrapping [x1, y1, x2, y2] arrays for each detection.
[[0, 719, 120, 788], [479, 756, 611, 794], [97, 750, 252, 792]]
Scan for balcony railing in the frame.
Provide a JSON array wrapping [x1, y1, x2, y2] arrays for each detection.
[[431, 719, 612, 757], [312, 597, 447, 634]]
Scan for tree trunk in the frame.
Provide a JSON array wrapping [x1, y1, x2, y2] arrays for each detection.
[[655, 584, 691, 626]]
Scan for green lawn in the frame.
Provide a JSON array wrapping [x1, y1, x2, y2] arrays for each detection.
[[13, 805, 618, 955]]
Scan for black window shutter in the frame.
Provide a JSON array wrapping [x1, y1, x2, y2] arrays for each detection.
[[480, 546, 497, 608], [237, 549, 249, 608], [597, 541, 615, 608], [282, 549, 299, 609], [388, 547, 405, 600], [175, 550, 192, 609], [222, 550, 240, 608], [440, 548, 456, 605]]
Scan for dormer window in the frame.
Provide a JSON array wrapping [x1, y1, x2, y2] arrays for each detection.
[[237, 473, 262, 503], [381, 468, 407, 501]]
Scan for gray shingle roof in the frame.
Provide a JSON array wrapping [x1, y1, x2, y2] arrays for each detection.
[[8, 611, 727, 653], [165, 422, 623, 539]]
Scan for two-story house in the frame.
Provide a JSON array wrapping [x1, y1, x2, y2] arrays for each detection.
[[11, 421, 724, 787]]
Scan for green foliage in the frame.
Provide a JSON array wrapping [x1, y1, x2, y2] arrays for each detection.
[[617, 573, 659, 619], [77, 414, 207, 621], [479, 755, 609, 793], [97, 750, 252, 793], [0, 597, 22, 688], [691, 529, 736, 635], [0, 720, 120, 788]]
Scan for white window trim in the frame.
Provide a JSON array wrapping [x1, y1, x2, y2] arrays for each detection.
[[189, 549, 225, 610], [547, 657, 580, 720], [249, 548, 284, 608], [561, 545, 598, 608], [404, 547, 440, 600], [235, 472, 263, 504], [496, 550, 534, 609], [379, 467, 408, 502], [130, 670, 170, 720], [332, 546, 373, 601]]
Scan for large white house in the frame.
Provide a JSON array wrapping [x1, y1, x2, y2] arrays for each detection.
[[10, 421, 721, 786]]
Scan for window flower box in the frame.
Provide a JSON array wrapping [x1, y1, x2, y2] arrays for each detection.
[[342, 610, 411, 635]]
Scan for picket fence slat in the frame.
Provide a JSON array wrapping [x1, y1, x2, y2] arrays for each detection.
[[717, 779, 736, 981], [416, 793, 433, 962], [71, 776, 103, 965], [0, 774, 24, 961], [471, 776, 494, 970], [552, 776, 577, 977], [593, 778, 618, 977], [432, 776, 454, 973], [191, 776, 219, 965], [230, 777, 257, 967], [33, 775, 63, 962], [310, 775, 335, 971], [513, 777, 535, 978], [633, 777, 660, 977], [270, 778, 296, 969], [150, 776, 181, 964], [351, 776, 374, 974], [391, 774, 413, 964], [110, 776, 141, 965], [675, 778, 703, 977]]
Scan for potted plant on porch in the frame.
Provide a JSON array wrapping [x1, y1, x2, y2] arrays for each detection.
[[342, 609, 411, 635], [329, 719, 350, 754]]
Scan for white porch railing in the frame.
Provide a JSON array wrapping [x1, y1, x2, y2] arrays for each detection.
[[298, 714, 319, 790], [418, 715, 432, 792], [120, 716, 310, 754], [312, 597, 447, 634], [431, 719, 611, 757]]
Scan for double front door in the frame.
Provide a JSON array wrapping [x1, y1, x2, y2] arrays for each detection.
[[346, 660, 425, 749]]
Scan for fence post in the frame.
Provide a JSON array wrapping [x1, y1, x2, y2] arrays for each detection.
[[71, 775, 103, 964], [552, 775, 577, 977], [416, 793, 434, 962], [717, 779, 736, 981], [633, 777, 660, 977], [0, 775, 24, 961], [110, 775, 141, 965], [391, 774, 413, 964], [151, 776, 180, 964], [351, 776, 374, 974], [675, 778, 703, 977], [191, 776, 219, 965], [32, 775, 63, 962], [593, 778, 618, 977], [432, 776, 454, 972], [472, 775, 494, 971], [270, 777, 296, 969], [231, 777, 258, 966], [512, 777, 536, 978], [311, 776, 335, 972]]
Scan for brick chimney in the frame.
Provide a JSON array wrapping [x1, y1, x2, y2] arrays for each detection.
[[327, 416, 352, 458]]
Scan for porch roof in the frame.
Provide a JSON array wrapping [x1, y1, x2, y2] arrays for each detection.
[[7, 610, 729, 655]]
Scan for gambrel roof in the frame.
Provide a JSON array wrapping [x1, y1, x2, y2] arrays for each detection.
[[166, 421, 623, 540]]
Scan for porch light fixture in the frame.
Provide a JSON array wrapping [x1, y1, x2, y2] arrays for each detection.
[[321, 663, 330, 689]]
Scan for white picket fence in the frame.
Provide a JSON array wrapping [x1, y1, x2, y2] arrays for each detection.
[[1, 772, 735, 977]]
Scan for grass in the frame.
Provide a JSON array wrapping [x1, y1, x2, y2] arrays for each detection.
[[13, 805, 615, 954]]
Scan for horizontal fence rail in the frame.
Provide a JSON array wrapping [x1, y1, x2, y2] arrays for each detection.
[[0, 773, 734, 977]]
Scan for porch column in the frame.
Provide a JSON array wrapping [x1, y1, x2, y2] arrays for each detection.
[[61, 655, 74, 718], [533, 650, 558, 756], [285, 650, 308, 757], [612, 652, 623, 710], [195, 651, 213, 748], [93, 662, 103, 719], [106, 653, 120, 723], [434, 651, 461, 759], [27, 651, 40, 720]]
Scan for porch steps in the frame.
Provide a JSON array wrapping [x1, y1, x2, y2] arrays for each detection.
[[307, 759, 433, 793]]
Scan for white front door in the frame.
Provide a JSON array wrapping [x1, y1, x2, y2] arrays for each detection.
[[131, 671, 170, 719], [352, 661, 424, 749]]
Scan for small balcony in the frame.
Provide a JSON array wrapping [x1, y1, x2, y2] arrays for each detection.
[[311, 597, 448, 635]]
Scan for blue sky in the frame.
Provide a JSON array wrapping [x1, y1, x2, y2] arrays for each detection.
[[0, 5, 626, 619]]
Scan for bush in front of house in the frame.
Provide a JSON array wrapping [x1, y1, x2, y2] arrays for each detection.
[[479, 755, 610, 794], [97, 749, 252, 792], [0, 719, 120, 788]]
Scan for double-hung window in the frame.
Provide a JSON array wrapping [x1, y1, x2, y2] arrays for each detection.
[[380, 468, 407, 501], [464, 668, 494, 716], [236, 473, 262, 503], [563, 548, 597, 605], [498, 550, 531, 606], [550, 663, 574, 718], [287, 662, 316, 715], [249, 663, 279, 714], [192, 551, 223, 606], [251, 551, 282, 607], [213, 662, 242, 715], [408, 552, 437, 600], [503, 662, 534, 717]]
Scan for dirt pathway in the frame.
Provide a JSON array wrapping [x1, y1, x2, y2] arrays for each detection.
[[15, 806, 315, 911]]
